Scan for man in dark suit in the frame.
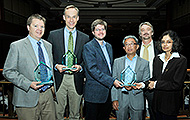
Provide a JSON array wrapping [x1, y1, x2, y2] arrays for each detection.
[[47, 5, 89, 120], [137, 22, 159, 120], [3, 14, 56, 120], [83, 19, 123, 120]]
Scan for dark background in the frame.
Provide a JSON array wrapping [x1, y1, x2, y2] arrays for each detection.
[[0, 0, 190, 80]]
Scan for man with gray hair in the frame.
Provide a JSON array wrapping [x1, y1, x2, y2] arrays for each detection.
[[111, 35, 150, 120], [137, 22, 159, 120]]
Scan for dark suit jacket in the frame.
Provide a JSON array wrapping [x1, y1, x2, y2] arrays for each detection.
[[83, 38, 115, 103], [151, 54, 187, 115], [47, 28, 89, 95]]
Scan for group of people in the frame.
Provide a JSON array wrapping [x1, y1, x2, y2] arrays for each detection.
[[2, 4, 187, 120]]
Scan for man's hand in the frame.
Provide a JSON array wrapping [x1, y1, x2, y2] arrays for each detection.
[[56, 64, 67, 73], [112, 100, 119, 111], [71, 65, 81, 72], [124, 85, 132, 91], [148, 81, 155, 89], [113, 80, 123, 88], [133, 83, 143, 89], [30, 82, 43, 90]]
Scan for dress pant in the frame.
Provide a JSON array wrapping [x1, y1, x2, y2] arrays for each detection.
[[144, 90, 156, 120], [55, 74, 82, 120], [85, 94, 111, 120], [16, 89, 56, 120], [116, 92, 143, 120]]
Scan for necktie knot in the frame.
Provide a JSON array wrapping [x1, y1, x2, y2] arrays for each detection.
[[143, 44, 150, 48], [142, 44, 150, 61], [69, 31, 72, 35], [37, 41, 41, 46]]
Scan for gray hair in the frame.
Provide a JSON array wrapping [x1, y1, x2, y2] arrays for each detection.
[[122, 35, 138, 45], [138, 22, 154, 35]]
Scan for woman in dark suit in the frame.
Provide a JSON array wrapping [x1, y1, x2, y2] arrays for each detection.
[[148, 30, 187, 120]]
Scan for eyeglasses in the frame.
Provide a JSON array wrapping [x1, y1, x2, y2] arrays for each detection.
[[124, 42, 137, 47], [95, 28, 105, 32], [161, 41, 173, 45]]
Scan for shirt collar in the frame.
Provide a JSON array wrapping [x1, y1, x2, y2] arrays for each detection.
[[96, 39, 106, 47], [27, 35, 43, 43], [158, 52, 180, 62], [65, 27, 76, 34], [142, 40, 153, 47], [125, 54, 138, 61]]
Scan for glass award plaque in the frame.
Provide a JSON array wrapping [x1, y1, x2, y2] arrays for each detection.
[[62, 50, 77, 70], [120, 66, 136, 87], [34, 61, 53, 85]]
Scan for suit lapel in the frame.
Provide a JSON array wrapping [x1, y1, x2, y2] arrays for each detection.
[[135, 56, 141, 73], [43, 40, 53, 68], [93, 39, 110, 69], [105, 43, 113, 65], [74, 30, 80, 56], [24, 38, 38, 65], [121, 56, 126, 71], [61, 28, 65, 54]]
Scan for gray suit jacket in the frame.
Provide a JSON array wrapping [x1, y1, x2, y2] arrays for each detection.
[[3, 37, 55, 107], [111, 55, 150, 110]]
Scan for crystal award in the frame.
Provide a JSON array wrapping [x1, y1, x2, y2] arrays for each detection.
[[62, 50, 77, 70], [34, 61, 53, 85], [120, 65, 136, 87]]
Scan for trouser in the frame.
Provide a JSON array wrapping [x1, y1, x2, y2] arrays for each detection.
[[55, 74, 82, 120], [16, 89, 56, 120]]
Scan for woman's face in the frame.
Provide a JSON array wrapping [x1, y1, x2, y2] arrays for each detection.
[[161, 34, 173, 53]]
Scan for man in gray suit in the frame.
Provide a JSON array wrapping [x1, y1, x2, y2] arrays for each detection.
[[111, 35, 150, 120], [2, 14, 56, 120]]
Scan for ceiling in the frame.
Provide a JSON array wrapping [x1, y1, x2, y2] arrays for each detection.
[[33, 0, 171, 34]]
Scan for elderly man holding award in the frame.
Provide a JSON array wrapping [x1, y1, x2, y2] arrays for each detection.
[[111, 35, 150, 120]]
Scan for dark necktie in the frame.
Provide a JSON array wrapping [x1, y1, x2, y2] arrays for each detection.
[[37, 41, 51, 92]]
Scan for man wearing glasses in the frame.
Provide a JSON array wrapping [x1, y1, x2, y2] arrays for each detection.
[[111, 35, 150, 120]]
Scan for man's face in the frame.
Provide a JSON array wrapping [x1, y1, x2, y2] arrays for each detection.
[[123, 38, 139, 56], [63, 8, 79, 31], [140, 24, 153, 41], [27, 18, 45, 41], [92, 24, 106, 40]]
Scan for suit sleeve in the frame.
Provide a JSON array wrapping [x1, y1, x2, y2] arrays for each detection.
[[2, 43, 32, 92], [83, 44, 115, 88]]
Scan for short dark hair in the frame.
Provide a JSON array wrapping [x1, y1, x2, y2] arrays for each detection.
[[158, 30, 183, 52], [27, 14, 46, 26], [64, 5, 79, 16], [91, 19, 107, 32]]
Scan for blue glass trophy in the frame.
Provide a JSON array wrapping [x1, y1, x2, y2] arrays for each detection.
[[62, 50, 77, 70], [34, 61, 53, 85], [120, 65, 136, 87]]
